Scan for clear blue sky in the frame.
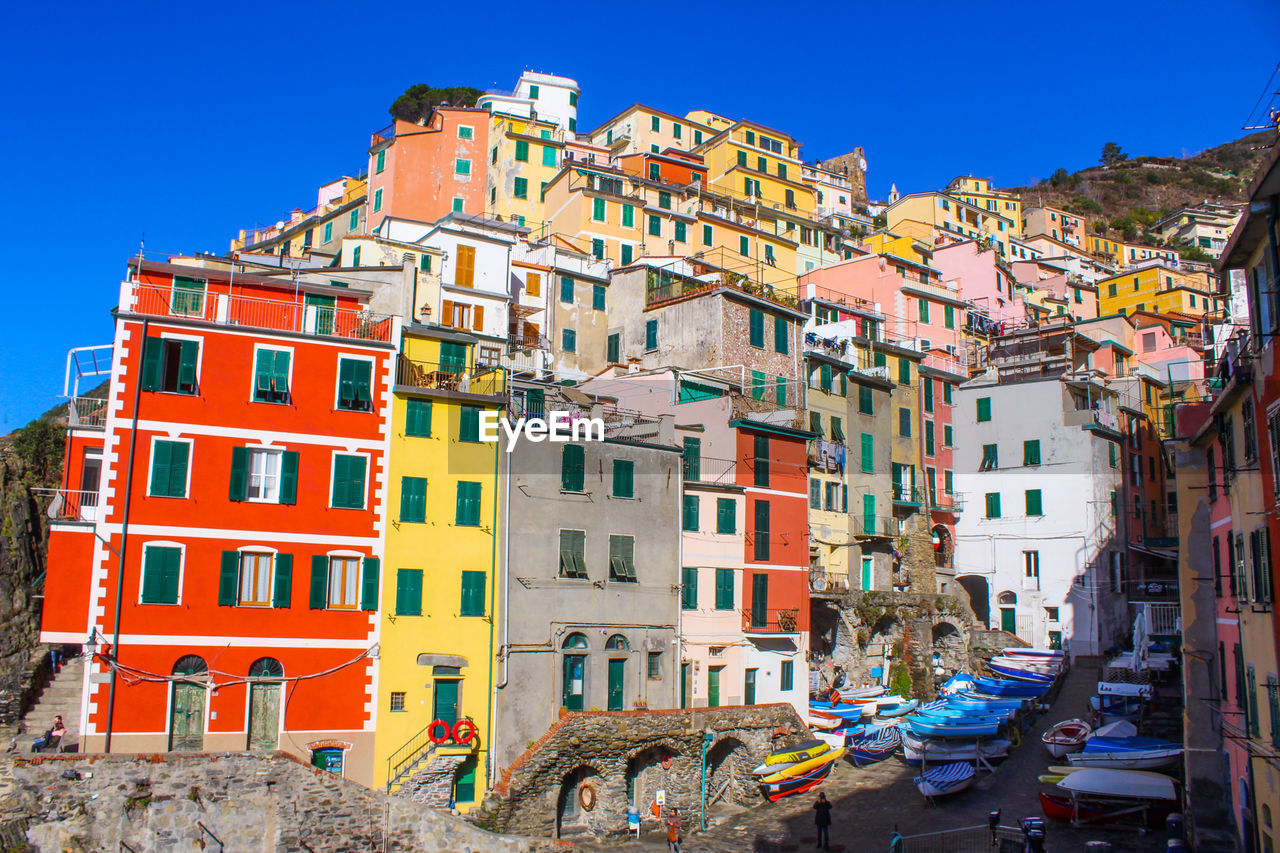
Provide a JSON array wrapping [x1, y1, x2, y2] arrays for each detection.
[[2, 0, 1276, 431]]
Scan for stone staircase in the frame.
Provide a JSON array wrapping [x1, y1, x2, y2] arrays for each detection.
[[18, 655, 83, 752]]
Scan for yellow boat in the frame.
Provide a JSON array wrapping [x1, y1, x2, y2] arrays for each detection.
[[764, 739, 830, 767], [759, 748, 845, 785]]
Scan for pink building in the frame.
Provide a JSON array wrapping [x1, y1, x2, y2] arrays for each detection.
[[933, 240, 1024, 330]]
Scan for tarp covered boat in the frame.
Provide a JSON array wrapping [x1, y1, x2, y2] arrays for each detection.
[[914, 761, 976, 798]]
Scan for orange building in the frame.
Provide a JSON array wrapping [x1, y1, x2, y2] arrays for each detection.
[[366, 109, 491, 232]]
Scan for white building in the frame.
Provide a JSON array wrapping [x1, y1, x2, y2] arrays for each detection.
[[478, 72, 581, 138], [952, 332, 1128, 657]]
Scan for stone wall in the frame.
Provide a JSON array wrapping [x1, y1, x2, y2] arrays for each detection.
[[0, 752, 550, 852], [476, 704, 808, 839]]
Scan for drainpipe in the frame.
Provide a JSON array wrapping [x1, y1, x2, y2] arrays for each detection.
[[484, 389, 504, 790], [105, 315, 147, 753], [699, 728, 713, 830]]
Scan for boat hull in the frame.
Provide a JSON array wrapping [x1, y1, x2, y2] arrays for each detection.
[[760, 759, 834, 801], [1066, 749, 1182, 770], [1039, 791, 1177, 828], [914, 762, 976, 798]]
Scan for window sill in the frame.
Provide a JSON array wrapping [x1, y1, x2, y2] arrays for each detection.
[[148, 493, 188, 499], [612, 495, 636, 501], [252, 398, 290, 406], [330, 505, 368, 511]]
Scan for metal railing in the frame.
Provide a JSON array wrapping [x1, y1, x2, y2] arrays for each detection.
[[809, 571, 849, 594], [1134, 601, 1181, 635], [127, 282, 395, 343], [395, 356, 505, 397], [683, 455, 736, 485], [36, 489, 100, 524], [929, 490, 964, 511], [897, 823, 1029, 852], [644, 267, 799, 311], [67, 396, 108, 429], [893, 485, 924, 505], [385, 723, 438, 792], [507, 333, 549, 351], [855, 515, 899, 537], [743, 607, 799, 633]]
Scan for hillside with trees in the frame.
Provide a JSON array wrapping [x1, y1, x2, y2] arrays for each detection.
[[388, 84, 485, 124], [1010, 130, 1275, 250]]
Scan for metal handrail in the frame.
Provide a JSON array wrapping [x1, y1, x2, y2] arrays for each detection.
[[386, 724, 439, 791], [34, 488, 100, 524], [395, 356, 505, 397], [743, 607, 799, 633], [67, 396, 109, 429], [683, 456, 736, 485]]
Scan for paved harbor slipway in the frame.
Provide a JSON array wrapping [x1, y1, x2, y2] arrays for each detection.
[[579, 658, 1175, 852]]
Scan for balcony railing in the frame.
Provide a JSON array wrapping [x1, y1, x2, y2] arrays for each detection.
[[395, 356, 505, 397], [683, 456, 736, 485], [929, 490, 964, 512], [507, 333, 549, 351], [66, 396, 108, 429], [36, 489, 101, 524], [809, 572, 849, 594], [127, 282, 395, 343], [892, 485, 923, 506], [744, 607, 799, 634], [644, 267, 798, 311], [855, 515, 900, 538]]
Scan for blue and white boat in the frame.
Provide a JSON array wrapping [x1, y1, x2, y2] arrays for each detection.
[[905, 716, 1002, 738], [973, 676, 1049, 698], [874, 698, 919, 718], [940, 673, 975, 695], [1066, 736, 1183, 770], [901, 729, 1011, 763], [914, 761, 977, 798], [988, 660, 1057, 681], [848, 725, 901, 765]]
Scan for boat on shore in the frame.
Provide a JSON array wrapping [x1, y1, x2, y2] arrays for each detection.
[[1040, 768, 1179, 827], [901, 730, 1010, 763], [1042, 719, 1092, 758], [914, 761, 976, 798], [1065, 736, 1182, 770], [848, 726, 901, 765]]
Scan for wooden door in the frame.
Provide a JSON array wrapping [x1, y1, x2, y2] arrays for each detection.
[[708, 666, 722, 708], [563, 656, 585, 711], [607, 659, 625, 711], [1001, 607, 1016, 633], [169, 682, 205, 751], [248, 683, 280, 750], [433, 679, 460, 725], [745, 668, 757, 704]]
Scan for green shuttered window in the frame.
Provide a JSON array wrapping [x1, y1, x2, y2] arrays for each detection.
[[331, 454, 367, 509], [396, 569, 423, 616], [715, 568, 734, 610], [753, 500, 770, 560], [337, 358, 373, 412], [716, 498, 735, 534], [141, 546, 181, 604], [562, 445, 585, 492], [455, 482, 482, 526], [460, 571, 485, 616], [682, 567, 698, 610], [977, 397, 991, 422], [683, 494, 699, 531], [459, 406, 481, 442], [405, 399, 432, 437], [559, 529, 587, 579], [149, 440, 189, 498], [400, 476, 427, 523], [1025, 489, 1043, 516], [613, 460, 634, 498], [253, 349, 290, 403]]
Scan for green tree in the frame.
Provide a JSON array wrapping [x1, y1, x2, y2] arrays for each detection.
[[389, 84, 485, 124], [1100, 142, 1128, 167], [1176, 243, 1212, 263], [1049, 168, 1072, 188]]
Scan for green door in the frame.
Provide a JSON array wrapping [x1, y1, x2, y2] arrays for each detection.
[[1000, 608, 1016, 633], [708, 666, 723, 707], [454, 755, 478, 804], [305, 294, 335, 335], [563, 655, 585, 711], [169, 682, 205, 751], [744, 668, 757, 705], [440, 341, 467, 375], [248, 683, 280, 749], [681, 662, 690, 709], [861, 556, 873, 591], [433, 679, 460, 726], [608, 659, 625, 711], [751, 573, 768, 628]]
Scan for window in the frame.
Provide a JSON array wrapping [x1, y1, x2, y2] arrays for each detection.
[[141, 545, 181, 604], [859, 385, 874, 415], [560, 275, 574, 304], [773, 316, 789, 354], [924, 420, 934, 456], [1024, 440, 1041, 466], [1025, 489, 1043, 516], [400, 476, 426, 523], [610, 459, 635, 499], [1244, 403, 1258, 462], [349, 209, 359, 230], [460, 570, 486, 615], [831, 417, 845, 443], [739, 236, 750, 257], [702, 224, 713, 246], [389, 692, 407, 712], [149, 440, 190, 498], [944, 305, 955, 330], [648, 214, 661, 237], [943, 382, 953, 405], [336, 358, 373, 412], [405, 399, 432, 437], [372, 188, 383, 212], [451, 406, 477, 443], [899, 408, 911, 437], [561, 444, 585, 492], [753, 434, 769, 487], [514, 139, 529, 162], [454, 159, 470, 176], [513, 177, 528, 199], [977, 397, 991, 422], [252, 348, 291, 404], [592, 197, 606, 222], [140, 336, 199, 395], [1270, 406, 1280, 493], [1109, 441, 1118, 468], [682, 567, 698, 609], [395, 569, 423, 616], [753, 500, 770, 560], [331, 454, 367, 509], [715, 568, 735, 610], [246, 447, 287, 503], [560, 328, 577, 354], [749, 309, 765, 348], [621, 204, 634, 227], [658, 191, 671, 210], [454, 482, 481, 526], [944, 425, 953, 447], [716, 498, 735, 534], [559, 530, 587, 579], [621, 244, 633, 265], [780, 659, 794, 692], [923, 377, 933, 413], [320, 555, 367, 610], [528, 84, 540, 99], [542, 145, 556, 167], [650, 115, 660, 132], [609, 535, 636, 582], [683, 494, 699, 531], [985, 492, 1001, 518], [860, 433, 873, 473], [323, 222, 333, 243], [647, 652, 662, 680]]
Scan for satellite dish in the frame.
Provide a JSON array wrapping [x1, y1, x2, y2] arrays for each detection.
[[46, 493, 64, 520], [857, 157, 867, 172]]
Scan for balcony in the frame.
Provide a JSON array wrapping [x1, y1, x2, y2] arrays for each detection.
[[809, 571, 850, 594], [126, 282, 395, 344], [929, 490, 964, 512], [66, 396, 108, 430], [892, 484, 923, 507], [683, 455, 736, 486], [37, 489, 100, 524], [743, 607, 799, 634], [854, 515, 899, 538], [507, 333, 549, 351], [644, 267, 798, 311], [395, 356, 505, 398], [922, 350, 969, 378]]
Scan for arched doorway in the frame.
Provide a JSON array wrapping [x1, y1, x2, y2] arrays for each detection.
[[247, 657, 284, 749], [556, 765, 603, 838], [997, 591, 1017, 634], [605, 635, 629, 711], [170, 655, 208, 751], [562, 633, 589, 712], [931, 525, 953, 568], [626, 743, 677, 811], [957, 575, 989, 627], [706, 737, 754, 805]]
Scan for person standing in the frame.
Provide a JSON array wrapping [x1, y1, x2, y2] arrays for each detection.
[[665, 807, 682, 853], [813, 791, 833, 850]]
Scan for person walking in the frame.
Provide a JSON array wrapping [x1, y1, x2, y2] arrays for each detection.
[[665, 807, 682, 853], [813, 791, 833, 850]]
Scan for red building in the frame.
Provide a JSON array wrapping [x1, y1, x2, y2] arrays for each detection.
[[735, 419, 812, 709], [42, 259, 398, 786]]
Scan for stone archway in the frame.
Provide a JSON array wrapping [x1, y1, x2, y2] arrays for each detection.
[[625, 742, 680, 813], [556, 765, 605, 838], [931, 524, 953, 568], [706, 737, 756, 806], [957, 575, 990, 627]]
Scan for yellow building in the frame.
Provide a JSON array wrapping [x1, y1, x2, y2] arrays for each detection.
[[945, 176, 1023, 238], [1097, 264, 1223, 317], [485, 113, 565, 235], [587, 103, 714, 156], [376, 325, 506, 810], [231, 176, 367, 258], [695, 121, 818, 218], [860, 232, 934, 268], [886, 192, 1016, 258]]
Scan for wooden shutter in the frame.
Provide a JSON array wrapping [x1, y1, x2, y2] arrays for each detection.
[[749, 310, 764, 346], [774, 317, 788, 353], [682, 438, 701, 481], [751, 573, 768, 626], [168, 442, 188, 497], [717, 498, 735, 534], [161, 548, 180, 603], [562, 445, 585, 491], [753, 434, 769, 487], [455, 246, 475, 288], [150, 441, 172, 497], [219, 551, 239, 606], [229, 446, 248, 502], [279, 451, 298, 505], [441, 300, 455, 328], [141, 548, 164, 603], [753, 500, 770, 561], [715, 568, 734, 610], [349, 456, 367, 508], [473, 304, 484, 331], [177, 340, 199, 391], [140, 337, 163, 391], [681, 567, 697, 609], [461, 571, 485, 615], [360, 557, 379, 611], [254, 350, 274, 397], [273, 554, 292, 608], [354, 360, 372, 409], [613, 461, 634, 498], [273, 351, 290, 396], [309, 556, 328, 609], [683, 494, 699, 531]]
